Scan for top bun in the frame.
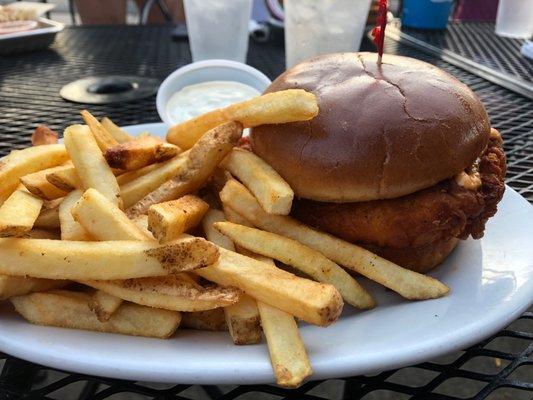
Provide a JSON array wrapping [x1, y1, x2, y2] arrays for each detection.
[[250, 52, 490, 202]]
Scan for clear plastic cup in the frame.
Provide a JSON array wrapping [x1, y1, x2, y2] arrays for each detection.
[[495, 0, 533, 39], [284, 0, 373, 68], [184, 0, 252, 63]]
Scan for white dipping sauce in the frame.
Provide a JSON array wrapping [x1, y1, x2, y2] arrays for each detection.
[[166, 80, 261, 124]]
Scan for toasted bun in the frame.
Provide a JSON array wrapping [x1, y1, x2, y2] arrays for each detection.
[[251, 53, 490, 201]]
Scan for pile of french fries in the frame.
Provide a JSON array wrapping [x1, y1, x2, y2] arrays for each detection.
[[0, 89, 450, 388]]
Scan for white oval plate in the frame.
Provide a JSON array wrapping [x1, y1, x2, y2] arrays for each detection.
[[0, 123, 532, 385]]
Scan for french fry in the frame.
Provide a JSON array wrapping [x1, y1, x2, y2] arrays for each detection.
[[202, 209, 262, 344], [59, 190, 92, 241], [128, 121, 242, 217], [0, 189, 43, 237], [105, 136, 181, 171], [101, 117, 133, 143], [34, 198, 61, 229], [116, 163, 160, 186], [80, 110, 119, 151], [72, 188, 151, 241], [215, 221, 375, 309], [82, 275, 241, 312], [132, 215, 152, 238], [197, 247, 343, 327], [221, 148, 294, 215], [220, 179, 450, 300], [148, 195, 209, 243], [0, 144, 68, 205], [0, 237, 218, 280], [64, 125, 122, 208], [167, 89, 319, 149], [121, 152, 189, 209], [181, 309, 227, 331], [0, 275, 66, 300], [31, 125, 59, 146], [46, 166, 81, 191], [20, 165, 69, 200], [258, 302, 313, 388], [11, 290, 181, 339], [89, 290, 123, 322]]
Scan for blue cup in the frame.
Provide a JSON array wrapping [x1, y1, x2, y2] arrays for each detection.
[[402, 0, 454, 30]]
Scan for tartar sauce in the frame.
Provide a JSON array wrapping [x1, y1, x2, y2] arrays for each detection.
[[166, 81, 261, 124]]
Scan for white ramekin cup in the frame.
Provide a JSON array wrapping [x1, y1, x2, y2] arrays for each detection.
[[156, 59, 272, 126]]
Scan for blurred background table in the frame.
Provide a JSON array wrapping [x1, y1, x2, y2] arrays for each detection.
[[0, 24, 531, 400]]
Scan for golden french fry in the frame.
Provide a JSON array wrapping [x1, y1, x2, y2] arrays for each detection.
[[121, 152, 189, 209], [31, 125, 58, 146], [0, 237, 218, 280], [72, 188, 150, 241], [197, 247, 343, 327], [116, 163, 160, 186], [105, 136, 181, 171], [222, 148, 293, 215], [59, 190, 92, 241], [220, 179, 450, 300], [167, 89, 319, 149], [46, 166, 81, 191], [148, 195, 209, 243], [0, 275, 67, 300], [101, 117, 133, 143], [88, 290, 123, 322], [258, 301, 313, 388], [0, 144, 68, 205], [215, 221, 375, 309], [64, 125, 122, 208], [80, 110, 119, 151], [11, 290, 181, 339], [20, 165, 69, 200], [0, 190, 43, 237], [128, 121, 242, 217], [34, 198, 61, 229], [82, 275, 241, 312], [181, 309, 227, 331]]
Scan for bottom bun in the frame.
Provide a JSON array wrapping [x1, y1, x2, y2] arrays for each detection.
[[362, 238, 460, 274]]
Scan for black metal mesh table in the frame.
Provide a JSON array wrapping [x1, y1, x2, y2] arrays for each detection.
[[0, 25, 531, 400]]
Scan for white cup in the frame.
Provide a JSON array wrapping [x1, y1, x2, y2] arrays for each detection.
[[495, 0, 533, 39], [284, 0, 373, 68], [184, 0, 252, 63]]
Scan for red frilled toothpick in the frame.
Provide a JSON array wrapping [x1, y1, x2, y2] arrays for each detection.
[[371, 0, 388, 66]]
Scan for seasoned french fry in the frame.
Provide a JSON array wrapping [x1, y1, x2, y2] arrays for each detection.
[[88, 290, 123, 322], [31, 125, 59, 146], [64, 125, 122, 208], [116, 163, 160, 186], [0, 190, 43, 237], [121, 152, 189, 209], [21, 165, 70, 200], [82, 275, 241, 312], [0, 237, 218, 280], [148, 195, 209, 243], [46, 166, 81, 191], [80, 110, 119, 151], [0, 144, 68, 205], [34, 198, 61, 229], [12, 290, 181, 338], [197, 247, 343, 327], [128, 121, 242, 217], [72, 188, 151, 241], [222, 148, 293, 215], [181, 309, 227, 331], [167, 89, 319, 149], [0, 275, 66, 300], [105, 136, 181, 170], [258, 301, 312, 388], [59, 190, 92, 241], [215, 221, 375, 309], [101, 117, 133, 143], [220, 179, 450, 300]]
